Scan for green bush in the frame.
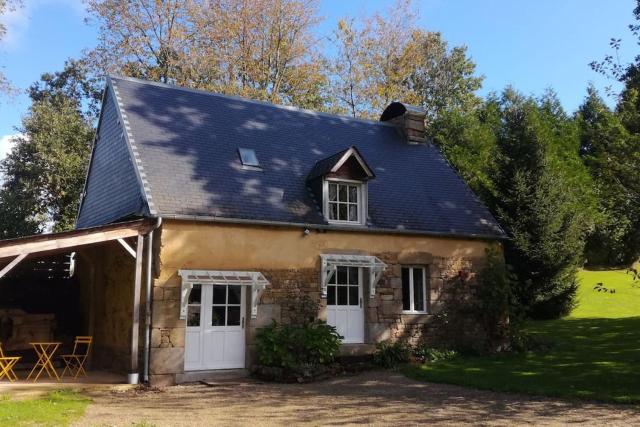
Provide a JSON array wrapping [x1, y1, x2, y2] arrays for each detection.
[[413, 345, 458, 363], [433, 245, 529, 354], [373, 340, 411, 369], [255, 320, 342, 372]]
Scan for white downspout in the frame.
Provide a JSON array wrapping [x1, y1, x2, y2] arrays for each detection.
[[143, 217, 162, 383]]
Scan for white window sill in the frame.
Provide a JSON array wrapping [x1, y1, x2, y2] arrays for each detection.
[[402, 310, 429, 315]]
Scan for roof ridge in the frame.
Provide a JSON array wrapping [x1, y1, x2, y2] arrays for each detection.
[[107, 75, 397, 128]]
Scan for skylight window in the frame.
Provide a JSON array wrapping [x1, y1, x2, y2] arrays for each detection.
[[238, 148, 261, 170]]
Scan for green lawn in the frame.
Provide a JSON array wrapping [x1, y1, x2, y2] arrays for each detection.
[[0, 390, 90, 426], [404, 268, 640, 404]]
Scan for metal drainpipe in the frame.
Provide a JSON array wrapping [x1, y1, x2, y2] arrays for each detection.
[[143, 217, 162, 383]]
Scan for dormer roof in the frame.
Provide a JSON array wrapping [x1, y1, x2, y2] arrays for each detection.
[[307, 146, 374, 182]]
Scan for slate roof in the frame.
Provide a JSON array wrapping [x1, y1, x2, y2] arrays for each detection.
[[79, 76, 505, 239]]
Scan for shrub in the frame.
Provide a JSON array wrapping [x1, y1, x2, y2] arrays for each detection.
[[413, 345, 458, 363], [373, 340, 411, 369], [255, 320, 342, 373], [432, 245, 528, 354]]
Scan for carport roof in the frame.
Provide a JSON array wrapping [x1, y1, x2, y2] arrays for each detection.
[[0, 219, 155, 278]]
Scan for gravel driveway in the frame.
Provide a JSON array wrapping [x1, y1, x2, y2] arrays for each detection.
[[75, 370, 640, 426]]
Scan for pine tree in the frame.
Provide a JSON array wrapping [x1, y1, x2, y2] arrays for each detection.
[[492, 90, 589, 318]]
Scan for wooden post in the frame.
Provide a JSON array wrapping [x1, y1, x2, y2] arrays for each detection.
[[129, 234, 144, 383]]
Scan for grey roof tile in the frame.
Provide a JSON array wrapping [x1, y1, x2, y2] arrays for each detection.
[[103, 76, 505, 238]]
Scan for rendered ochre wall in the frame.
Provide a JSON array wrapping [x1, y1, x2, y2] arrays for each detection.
[[149, 220, 498, 385]]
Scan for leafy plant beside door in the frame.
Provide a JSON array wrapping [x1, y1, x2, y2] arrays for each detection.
[[254, 296, 342, 382]]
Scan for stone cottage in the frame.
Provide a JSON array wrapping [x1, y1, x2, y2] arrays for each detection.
[[0, 76, 506, 386]]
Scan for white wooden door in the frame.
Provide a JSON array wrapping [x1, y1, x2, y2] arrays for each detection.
[[185, 284, 246, 371], [326, 266, 364, 343]]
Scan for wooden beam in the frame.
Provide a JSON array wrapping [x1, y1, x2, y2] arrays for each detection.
[[130, 235, 144, 379], [0, 223, 151, 259], [0, 254, 27, 279], [118, 238, 136, 258]]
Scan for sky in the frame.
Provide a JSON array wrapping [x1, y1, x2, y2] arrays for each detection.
[[0, 0, 636, 162]]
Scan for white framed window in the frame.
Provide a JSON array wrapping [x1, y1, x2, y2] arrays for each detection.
[[323, 179, 366, 225], [401, 266, 428, 313]]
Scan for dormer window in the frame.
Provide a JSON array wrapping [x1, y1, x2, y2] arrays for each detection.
[[306, 146, 374, 227], [326, 180, 362, 223]]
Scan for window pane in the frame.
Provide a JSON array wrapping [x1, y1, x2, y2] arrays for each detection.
[[327, 285, 336, 305], [338, 204, 347, 220], [228, 285, 242, 305], [329, 268, 337, 284], [329, 203, 338, 220], [402, 268, 411, 311], [348, 267, 358, 284], [337, 286, 348, 305], [211, 306, 226, 326], [337, 266, 348, 284], [212, 285, 226, 304], [348, 186, 358, 203], [329, 184, 337, 201], [348, 205, 358, 222], [338, 185, 347, 202], [238, 147, 259, 167], [348, 286, 359, 306], [187, 306, 201, 327], [413, 268, 425, 312], [227, 306, 241, 326], [188, 284, 201, 304]]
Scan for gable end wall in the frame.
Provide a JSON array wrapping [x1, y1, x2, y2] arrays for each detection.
[[76, 89, 147, 228]]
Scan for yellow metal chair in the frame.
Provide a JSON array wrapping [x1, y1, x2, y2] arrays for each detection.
[[60, 336, 92, 379], [0, 342, 21, 382]]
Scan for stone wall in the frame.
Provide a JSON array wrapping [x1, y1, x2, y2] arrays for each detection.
[[148, 268, 185, 386], [148, 220, 496, 386]]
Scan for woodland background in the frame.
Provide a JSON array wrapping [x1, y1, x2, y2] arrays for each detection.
[[0, 0, 638, 319]]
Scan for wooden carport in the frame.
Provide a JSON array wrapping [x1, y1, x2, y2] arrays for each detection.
[[0, 219, 158, 384]]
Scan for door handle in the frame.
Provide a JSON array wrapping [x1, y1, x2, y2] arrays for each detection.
[[241, 317, 245, 329], [359, 297, 362, 308]]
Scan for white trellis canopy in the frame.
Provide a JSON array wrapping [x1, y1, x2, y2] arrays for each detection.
[[320, 254, 387, 299], [178, 270, 270, 319]]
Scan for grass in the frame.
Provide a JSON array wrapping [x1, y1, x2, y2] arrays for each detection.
[[403, 268, 640, 404], [0, 390, 90, 426]]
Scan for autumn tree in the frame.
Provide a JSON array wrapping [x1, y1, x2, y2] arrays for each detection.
[[0, 0, 22, 98], [329, 0, 482, 121], [86, 0, 327, 108]]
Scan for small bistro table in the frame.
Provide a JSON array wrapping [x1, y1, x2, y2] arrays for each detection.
[[27, 342, 61, 382]]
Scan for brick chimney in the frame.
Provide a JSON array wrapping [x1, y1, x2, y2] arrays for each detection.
[[380, 102, 427, 144]]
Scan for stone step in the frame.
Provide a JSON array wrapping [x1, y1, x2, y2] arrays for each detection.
[[339, 343, 376, 356], [176, 368, 249, 384]]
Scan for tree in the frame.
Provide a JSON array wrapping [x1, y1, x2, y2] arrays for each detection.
[[577, 86, 640, 265], [431, 95, 501, 201], [0, 0, 23, 99], [85, 0, 328, 108], [329, 0, 482, 121], [585, 0, 640, 265], [492, 89, 589, 318], [0, 62, 97, 237], [85, 0, 194, 85], [405, 31, 483, 123], [329, 19, 369, 117], [28, 58, 102, 121]]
